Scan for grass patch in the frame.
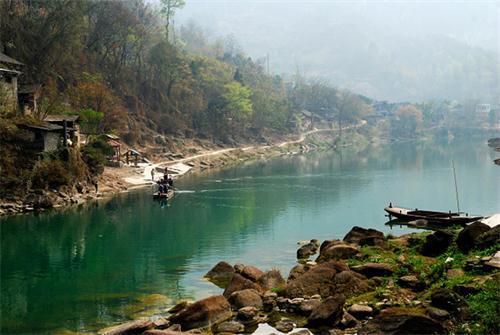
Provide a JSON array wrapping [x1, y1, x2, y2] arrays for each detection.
[[467, 279, 500, 334]]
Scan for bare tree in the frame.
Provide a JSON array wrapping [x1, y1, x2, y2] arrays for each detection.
[[160, 0, 185, 41]]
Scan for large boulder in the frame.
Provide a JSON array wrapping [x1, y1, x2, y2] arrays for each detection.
[[241, 265, 264, 282], [257, 269, 285, 291], [307, 296, 345, 328], [456, 222, 490, 253], [348, 304, 373, 319], [358, 308, 445, 335], [316, 244, 359, 263], [169, 295, 231, 330], [398, 275, 424, 291], [351, 262, 393, 278], [476, 225, 500, 250], [285, 261, 369, 299], [343, 226, 387, 248], [204, 261, 235, 288], [297, 239, 320, 259], [223, 273, 261, 298], [430, 288, 469, 318], [216, 320, 245, 333], [288, 264, 306, 281], [420, 230, 455, 257], [228, 289, 263, 309]]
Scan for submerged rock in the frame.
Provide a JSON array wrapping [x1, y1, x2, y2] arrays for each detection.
[[169, 295, 232, 330], [205, 261, 235, 288], [98, 318, 153, 335]]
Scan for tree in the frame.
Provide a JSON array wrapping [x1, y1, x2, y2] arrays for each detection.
[[222, 82, 253, 123], [335, 90, 372, 137], [160, 0, 185, 41], [390, 104, 423, 138]]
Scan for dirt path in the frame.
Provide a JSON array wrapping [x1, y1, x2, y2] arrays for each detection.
[[126, 121, 366, 185]]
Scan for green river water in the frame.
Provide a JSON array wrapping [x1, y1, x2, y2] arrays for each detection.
[[1, 138, 499, 334]]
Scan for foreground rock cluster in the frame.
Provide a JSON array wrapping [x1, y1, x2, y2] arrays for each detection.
[[99, 224, 500, 335]]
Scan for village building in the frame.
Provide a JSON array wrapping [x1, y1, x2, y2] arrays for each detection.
[[17, 122, 65, 152], [18, 84, 41, 116], [0, 52, 23, 110], [105, 134, 122, 166], [44, 114, 81, 147]]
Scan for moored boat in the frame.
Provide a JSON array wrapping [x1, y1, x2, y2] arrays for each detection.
[[153, 189, 175, 200], [384, 204, 482, 226]]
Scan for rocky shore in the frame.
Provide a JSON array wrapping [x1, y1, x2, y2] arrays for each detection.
[[98, 223, 500, 335]]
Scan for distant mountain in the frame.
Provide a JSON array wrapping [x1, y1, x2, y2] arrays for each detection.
[[176, 2, 500, 103]]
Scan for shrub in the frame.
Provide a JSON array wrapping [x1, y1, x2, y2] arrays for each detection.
[[81, 136, 114, 175], [31, 160, 71, 190]]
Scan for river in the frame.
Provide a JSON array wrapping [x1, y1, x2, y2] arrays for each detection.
[[1, 138, 499, 334]]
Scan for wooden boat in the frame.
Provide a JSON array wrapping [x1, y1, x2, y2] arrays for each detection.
[[153, 189, 175, 200], [384, 204, 482, 226]]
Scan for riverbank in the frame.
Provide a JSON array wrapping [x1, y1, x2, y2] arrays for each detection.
[[97, 223, 500, 335], [0, 125, 364, 217]]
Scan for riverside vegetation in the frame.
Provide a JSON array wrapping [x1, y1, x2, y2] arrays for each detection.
[[98, 223, 500, 335]]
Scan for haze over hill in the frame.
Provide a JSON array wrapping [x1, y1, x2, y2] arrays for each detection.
[[176, 1, 500, 103]]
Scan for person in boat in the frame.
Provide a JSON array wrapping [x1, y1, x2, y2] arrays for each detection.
[[167, 175, 173, 187], [157, 178, 167, 194]]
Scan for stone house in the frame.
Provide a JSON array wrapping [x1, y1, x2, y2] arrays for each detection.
[[0, 52, 23, 111], [17, 122, 65, 152], [0, 52, 41, 116], [18, 84, 41, 116], [44, 114, 81, 147]]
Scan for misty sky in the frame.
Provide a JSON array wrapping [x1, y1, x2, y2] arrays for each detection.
[[173, 1, 500, 102], [177, 1, 499, 52]]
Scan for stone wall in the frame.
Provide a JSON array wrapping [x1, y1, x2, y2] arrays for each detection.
[[44, 132, 61, 151]]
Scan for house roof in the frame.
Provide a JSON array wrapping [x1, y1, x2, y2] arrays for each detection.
[[18, 122, 63, 132], [0, 67, 21, 75], [0, 52, 24, 66], [44, 114, 80, 122], [105, 134, 120, 140], [107, 139, 121, 147]]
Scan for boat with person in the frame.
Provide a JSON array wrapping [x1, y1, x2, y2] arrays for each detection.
[[153, 189, 175, 200], [384, 203, 482, 226]]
